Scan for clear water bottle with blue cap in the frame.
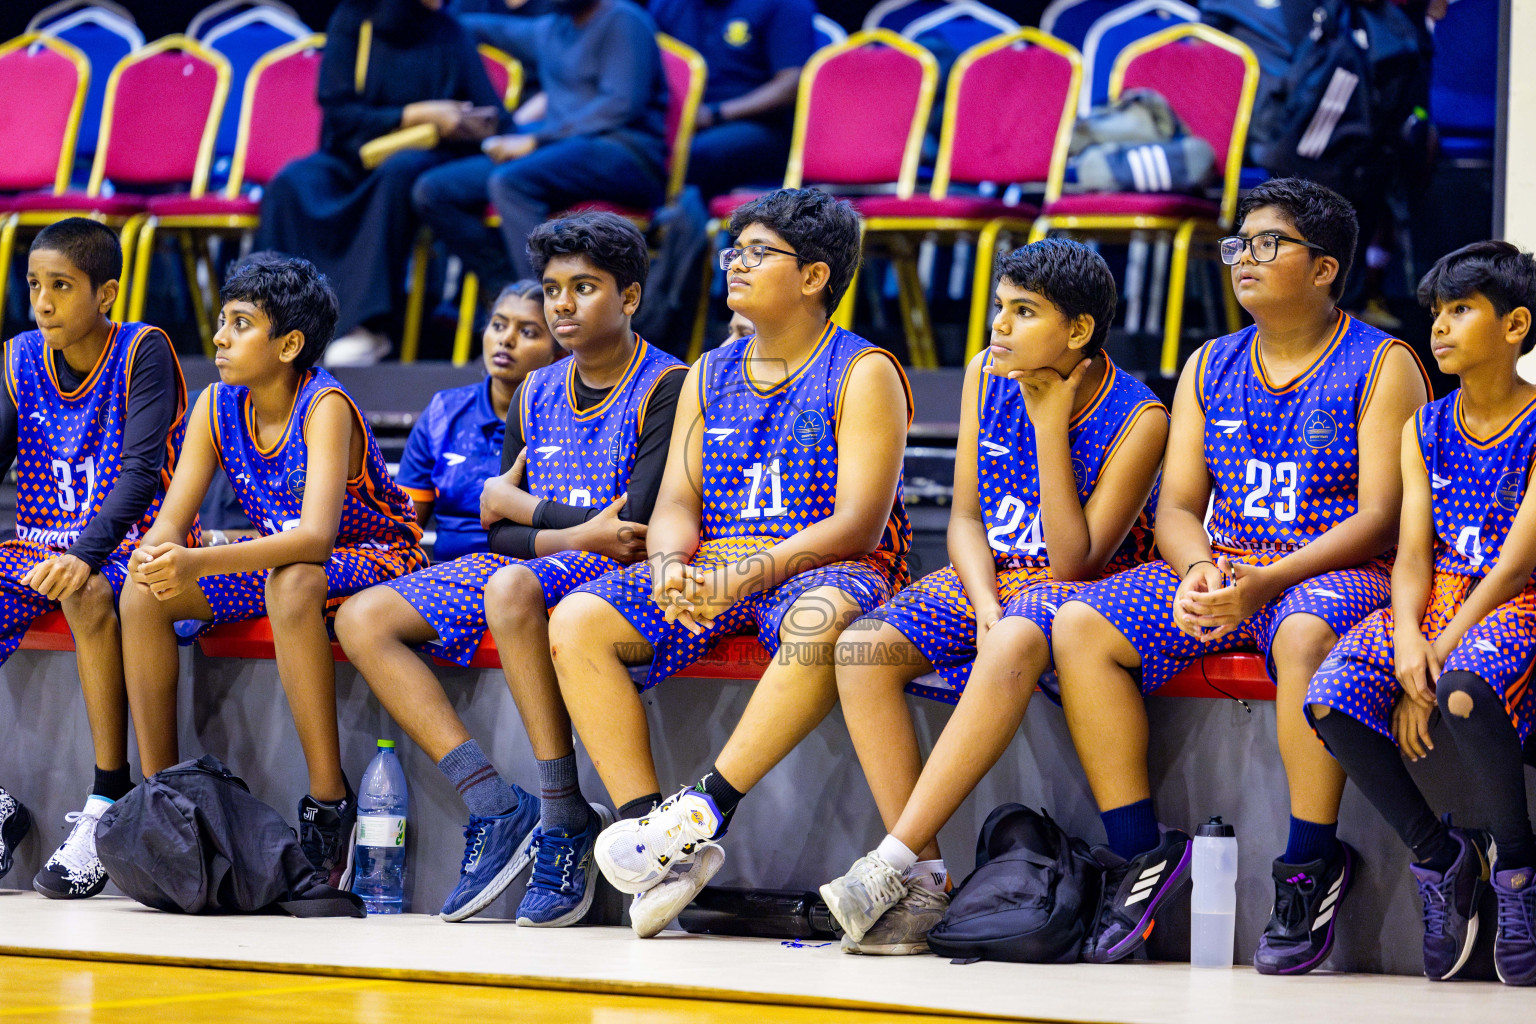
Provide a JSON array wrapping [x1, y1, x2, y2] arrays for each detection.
[[1191, 815, 1237, 967], [352, 739, 408, 915]]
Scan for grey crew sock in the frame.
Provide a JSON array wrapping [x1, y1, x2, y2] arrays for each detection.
[[537, 753, 591, 834], [438, 740, 519, 818]]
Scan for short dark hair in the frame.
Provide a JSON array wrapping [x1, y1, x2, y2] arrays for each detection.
[[728, 188, 861, 316], [219, 252, 338, 371], [31, 217, 122, 291], [526, 212, 649, 296], [1417, 240, 1536, 354], [995, 239, 1118, 356], [1236, 177, 1358, 299], [495, 279, 543, 306]]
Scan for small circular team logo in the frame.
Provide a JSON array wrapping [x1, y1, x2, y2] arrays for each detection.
[[1303, 409, 1337, 449], [792, 410, 826, 448], [286, 467, 306, 499], [1497, 470, 1524, 511], [1072, 457, 1089, 490]]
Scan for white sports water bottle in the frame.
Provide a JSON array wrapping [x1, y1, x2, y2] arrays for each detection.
[[352, 739, 408, 915], [1190, 816, 1237, 968]]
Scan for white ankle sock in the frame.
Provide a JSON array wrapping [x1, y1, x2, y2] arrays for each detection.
[[906, 859, 949, 894], [875, 834, 918, 873]]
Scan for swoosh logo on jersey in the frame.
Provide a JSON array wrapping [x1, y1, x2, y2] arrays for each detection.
[[1309, 588, 1345, 600], [706, 428, 738, 439], [981, 441, 1010, 457], [29, 411, 46, 423], [443, 452, 466, 466], [1474, 639, 1498, 654], [1432, 473, 1450, 489], [535, 445, 563, 461], [235, 473, 251, 486], [1212, 419, 1243, 435]]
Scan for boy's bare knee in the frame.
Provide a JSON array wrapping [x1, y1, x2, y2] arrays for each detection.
[[333, 586, 386, 645], [264, 563, 329, 625], [484, 565, 546, 632], [61, 573, 116, 628]]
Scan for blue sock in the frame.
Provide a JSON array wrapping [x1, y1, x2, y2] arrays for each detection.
[[1284, 816, 1338, 864], [1101, 799, 1159, 860]]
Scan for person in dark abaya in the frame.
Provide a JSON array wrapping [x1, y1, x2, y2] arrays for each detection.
[[257, 0, 509, 366]]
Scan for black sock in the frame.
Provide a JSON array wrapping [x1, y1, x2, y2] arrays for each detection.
[[1439, 671, 1536, 870], [697, 764, 744, 825], [1314, 707, 1447, 857], [619, 793, 662, 820], [93, 765, 133, 802], [1414, 829, 1461, 873]]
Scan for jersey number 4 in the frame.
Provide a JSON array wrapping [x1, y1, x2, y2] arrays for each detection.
[[987, 496, 1046, 556], [51, 457, 96, 513], [1241, 459, 1299, 523]]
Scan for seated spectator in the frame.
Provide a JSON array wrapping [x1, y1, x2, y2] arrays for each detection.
[[397, 281, 559, 561], [414, 0, 668, 289], [258, 0, 509, 366], [650, 0, 814, 199]]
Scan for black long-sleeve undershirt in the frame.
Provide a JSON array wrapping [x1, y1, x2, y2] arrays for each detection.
[[0, 331, 180, 570], [487, 366, 683, 559]]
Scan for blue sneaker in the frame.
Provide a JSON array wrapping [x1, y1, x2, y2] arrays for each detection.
[[516, 804, 613, 928], [1493, 865, 1536, 986], [1408, 827, 1491, 981], [438, 784, 538, 922]]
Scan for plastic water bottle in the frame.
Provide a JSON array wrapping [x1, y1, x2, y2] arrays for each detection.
[[352, 740, 408, 915], [1191, 816, 1237, 968]]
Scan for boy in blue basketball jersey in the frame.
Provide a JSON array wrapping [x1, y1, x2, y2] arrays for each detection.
[[1, 219, 189, 899], [336, 213, 684, 927], [1308, 242, 1536, 985], [120, 254, 425, 886], [820, 241, 1169, 954], [548, 188, 913, 937], [1052, 178, 1430, 970]]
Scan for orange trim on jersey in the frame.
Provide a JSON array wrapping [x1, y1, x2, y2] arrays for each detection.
[[124, 325, 189, 491], [1192, 339, 1219, 417], [567, 336, 646, 421], [1414, 406, 1430, 477], [3, 342, 18, 411], [245, 370, 310, 459], [207, 384, 227, 471], [518, 374, 534, 448], [636, 363, 686, 437], [1101, 400, 1168, 470], [1249, 312, 1347, 395], [1068, 357, 1116, 429], [1453, 390, 1536, 449], [743, 321, 835, 398], [308, 385, 422, 544], [1359, 337, 1431, 423], [836, 347, 914, 430], [400, 485, 436, 503], [46, 321, 121, 400]]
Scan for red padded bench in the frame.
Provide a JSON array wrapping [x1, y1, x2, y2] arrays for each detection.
[[182, 618, 1275, 702]]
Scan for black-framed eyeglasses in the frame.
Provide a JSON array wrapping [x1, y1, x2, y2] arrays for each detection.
[[1217, 232, 1330, 266], [719, 244, 801, 271]]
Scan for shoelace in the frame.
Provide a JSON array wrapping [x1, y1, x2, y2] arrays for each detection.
[[459, 820, 489, 873], [856, 856, 906, 908], [528, 832, 577, 894], [1498, 885, 1535, 945], [1271, 875, 1310, 931], [50, 811, 100, 874], [1416, 875, 1451, 938]]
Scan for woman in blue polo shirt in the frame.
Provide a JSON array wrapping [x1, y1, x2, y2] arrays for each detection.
[[398, 280, 559, 559]]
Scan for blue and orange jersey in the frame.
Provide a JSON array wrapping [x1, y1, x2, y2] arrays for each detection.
[[519, 336, 684, 509], [1197, 312, 1428, 560], [976, 354, 1165, 575], [1418, 390, 1536, 577], [695, 324, 913, 578], [210, 368, 423, 558], [5, 321, 187, 555]]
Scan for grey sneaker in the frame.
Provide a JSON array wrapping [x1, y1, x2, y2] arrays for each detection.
[[841, 885, 950, 955], [820, 852, 907, 943]]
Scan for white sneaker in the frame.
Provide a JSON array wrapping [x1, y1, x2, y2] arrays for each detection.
[[594, 787, 722, 894], [840, 884, 949, 955], [819, 852, 907, 943], [630, 842, 725, 938], [33, 795, 111, 899], [322, 327, 391, 367]]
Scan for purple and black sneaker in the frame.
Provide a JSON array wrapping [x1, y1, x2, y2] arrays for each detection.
[[1492, 865, 1536, 986], [1408, 827, 1491, 981], [1254, 842, 1357, 975], [1083, 827, 1192, 964]]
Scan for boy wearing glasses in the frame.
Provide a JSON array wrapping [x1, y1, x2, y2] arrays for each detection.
[[1050, 178, 1430, 970], [548, 187, 913, 938]]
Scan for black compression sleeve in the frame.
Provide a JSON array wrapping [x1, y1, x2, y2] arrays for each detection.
[[68, 333, 179, 569], [486, 380, 538, 557]]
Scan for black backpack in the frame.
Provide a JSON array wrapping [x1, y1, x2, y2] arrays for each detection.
[[95, 754, 365, 917], [927, 804, 1102, 964]]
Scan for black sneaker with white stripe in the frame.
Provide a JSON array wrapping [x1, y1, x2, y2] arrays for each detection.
[[1254, 842, 1357, 975], [1084, 827, 1193, 964]]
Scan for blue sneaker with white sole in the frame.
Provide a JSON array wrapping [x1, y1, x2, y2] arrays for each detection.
[[439, 784, 538, 922], [517, 804, 614, 927]]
